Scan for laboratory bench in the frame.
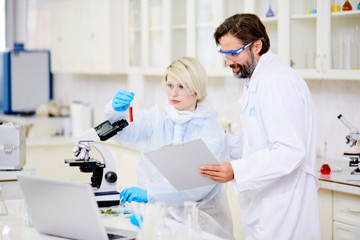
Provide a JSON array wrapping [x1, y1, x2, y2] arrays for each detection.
[[317, 160, 360, 240], [4, 137, 360, 239], [0, 180, 225, 240]]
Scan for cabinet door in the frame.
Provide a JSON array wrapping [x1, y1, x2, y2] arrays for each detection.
[[129, 0, 142, 68], [288, 0, 360, 80], [51, 0, 126, 74], [246, 0, 279, 54], [170, 0, 187, 63], [127, 0, 246, 76], [51, 1, 79, 73], [318, 189, 333, 240], [323, 1, 360, 80], [289, 0, 321, 79]]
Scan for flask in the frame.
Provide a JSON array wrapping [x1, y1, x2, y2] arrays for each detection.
[[320, 141, 331, 174], [152, 202, 171, 240], [183, 201, 201, 240], [266, 0, 274, 17], [0, 187, 8, 216], [342, 0, 353, 11]]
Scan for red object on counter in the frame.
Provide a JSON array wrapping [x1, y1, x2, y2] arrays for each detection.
[[129, 106, 133, 122], [320, 164, 331, 174]]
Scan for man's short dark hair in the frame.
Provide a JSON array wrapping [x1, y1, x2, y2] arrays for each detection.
[[214, 13, 270, 55]]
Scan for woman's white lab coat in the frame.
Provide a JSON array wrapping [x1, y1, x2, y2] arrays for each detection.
[[230, 51, 321, 240], [104, 101, 234, 240]]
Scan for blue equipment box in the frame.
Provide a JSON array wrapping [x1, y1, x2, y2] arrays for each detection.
[[0, 43, 52, 115]]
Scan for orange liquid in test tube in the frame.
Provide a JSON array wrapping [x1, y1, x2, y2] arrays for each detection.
[[129, 106, 133, 122]]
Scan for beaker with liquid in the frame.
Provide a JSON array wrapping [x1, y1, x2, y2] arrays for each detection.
[[342, 0, 353, 11], [320, 141, 331, 174], [332, 0, 341, 12]]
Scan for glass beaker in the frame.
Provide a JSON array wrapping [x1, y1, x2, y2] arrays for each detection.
[[183, 201, 201, 240], [331, 0, 341, 12], [0, 187, 8, 216], [152, 202, 171, 240]]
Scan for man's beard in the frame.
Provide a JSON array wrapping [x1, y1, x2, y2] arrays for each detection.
[[230, 50, 257, 79]]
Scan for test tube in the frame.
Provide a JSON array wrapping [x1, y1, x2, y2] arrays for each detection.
[[129, 106, 133, 122]]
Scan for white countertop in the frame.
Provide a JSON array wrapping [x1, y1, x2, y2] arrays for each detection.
[[0, 180, 224, 240], [317, 160, 360, 195]]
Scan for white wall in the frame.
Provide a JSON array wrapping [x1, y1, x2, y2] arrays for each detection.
[[52, 73, 360, 166], [19, 0, 360, 178]]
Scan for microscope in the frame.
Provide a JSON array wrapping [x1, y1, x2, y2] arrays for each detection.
[[65, 119, 128, 207], [338, 114, 360, 176]]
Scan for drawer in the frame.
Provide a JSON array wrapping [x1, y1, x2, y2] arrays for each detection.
[[333, 221, 358, 240], [333, 191, 360, 226]]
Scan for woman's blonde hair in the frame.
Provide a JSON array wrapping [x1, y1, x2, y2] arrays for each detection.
[[164, 56, 208, 103]]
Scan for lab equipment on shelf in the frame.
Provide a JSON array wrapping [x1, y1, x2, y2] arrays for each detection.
[[332, 0, 341, 12], [266, 0, 274, 17], [342, 0, 353, 11]]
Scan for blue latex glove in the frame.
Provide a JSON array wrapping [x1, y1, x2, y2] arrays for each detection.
[[130, 213, 143, 228], [112, 90, 135, 112], [120, 187, 148, 204]]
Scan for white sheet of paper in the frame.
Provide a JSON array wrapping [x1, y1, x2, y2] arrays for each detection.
[[144, 139, 219, 191]]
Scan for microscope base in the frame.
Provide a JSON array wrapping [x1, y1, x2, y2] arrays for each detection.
[[95, 191, 120, 207]]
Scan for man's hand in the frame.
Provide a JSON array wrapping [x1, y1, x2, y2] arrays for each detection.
[[199, 161, 234, 183]]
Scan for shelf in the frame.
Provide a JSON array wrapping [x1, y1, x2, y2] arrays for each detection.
[[0, 115, 70, 125], [260, 16, 278, 23], [291, 14, 317, 20], [331, 10, 360, 19], [171, 24, 186, 30]]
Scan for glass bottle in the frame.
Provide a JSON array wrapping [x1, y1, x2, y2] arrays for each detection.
[[0, 187, 8, 216], [357, 0, 360, 10], [342, 0, 353, 11]]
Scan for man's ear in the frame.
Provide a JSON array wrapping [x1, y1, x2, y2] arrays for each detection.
[[253, 40, 263, 55]]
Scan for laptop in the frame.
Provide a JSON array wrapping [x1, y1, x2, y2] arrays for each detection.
[[18, 175, 137, 240]]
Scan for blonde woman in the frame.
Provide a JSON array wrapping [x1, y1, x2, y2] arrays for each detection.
[[104, 57, 234, 239]]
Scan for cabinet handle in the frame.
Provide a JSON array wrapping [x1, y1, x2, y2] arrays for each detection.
[[347, 208, 360, 213], [315, 55, 321, 73], [322, 55, 327, 73]]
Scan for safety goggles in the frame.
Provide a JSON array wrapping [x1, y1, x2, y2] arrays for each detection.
[[218, 42, 252, 61], [162, 81, 194, 96]]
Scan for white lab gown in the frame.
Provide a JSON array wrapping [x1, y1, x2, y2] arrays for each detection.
[[230, 51, 321, 240], [104, 100, 234, 240]]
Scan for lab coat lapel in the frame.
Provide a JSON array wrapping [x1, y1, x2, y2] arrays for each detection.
[[239, 51, 272, 112]]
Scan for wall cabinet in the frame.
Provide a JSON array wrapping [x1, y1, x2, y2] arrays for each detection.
[[287, 0, 360, 80], [128, 0, 360, 79], [127, 0, 244, 76], [51, 0, 127, 74]]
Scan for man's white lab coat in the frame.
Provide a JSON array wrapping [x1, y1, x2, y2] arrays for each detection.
[[230, 51, 321, 240]]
